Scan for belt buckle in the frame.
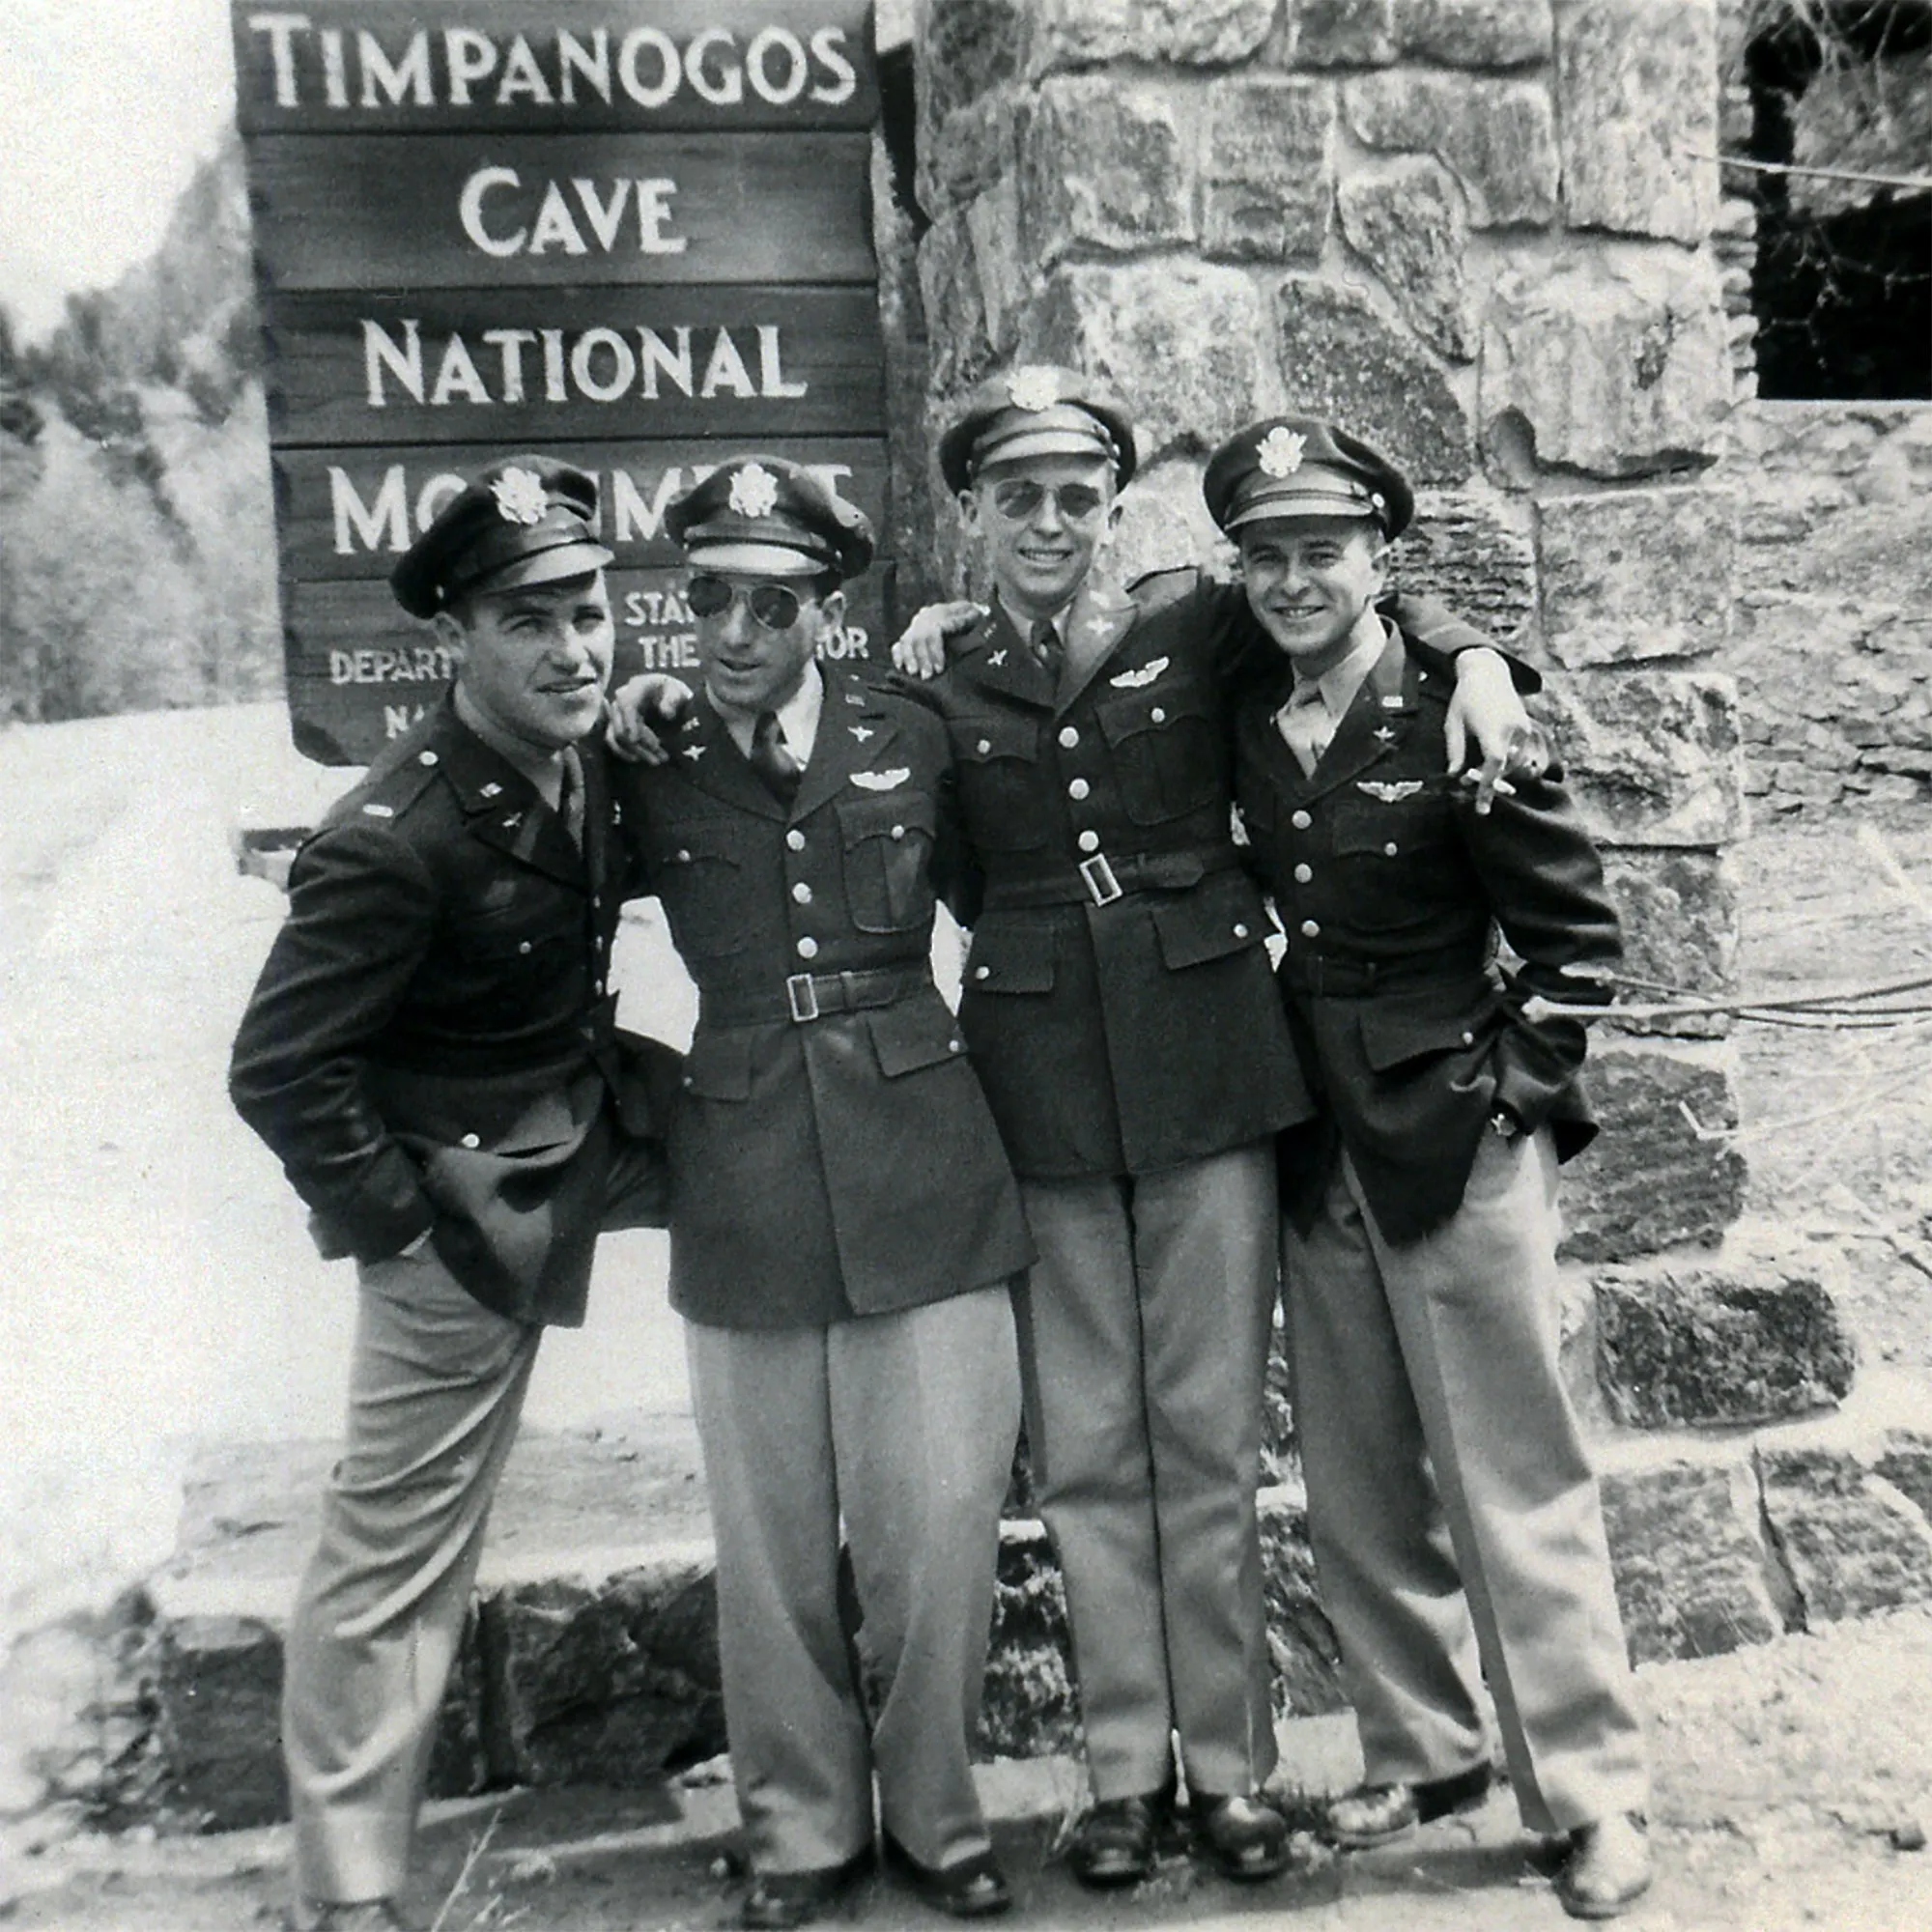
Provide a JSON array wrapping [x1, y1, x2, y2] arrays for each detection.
[[1079, 853, 1122, 906], [785, 973, 821, 1023]]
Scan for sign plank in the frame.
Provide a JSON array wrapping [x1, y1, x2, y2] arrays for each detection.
[[283, 565, 895, 766], [233, 0, 877, 135], [248, 132, 876, 291], [265, 288, 885, 444], [272, 439, 889, 576]]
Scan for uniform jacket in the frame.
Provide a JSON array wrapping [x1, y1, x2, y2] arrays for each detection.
[[904, 573, 1506, 1180], [615, 665, 1032, 1329], [1232, 626, 1622, 1245], [229, 697, 677, 1326]]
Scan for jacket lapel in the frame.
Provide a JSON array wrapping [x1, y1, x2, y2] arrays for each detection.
[[666, 692, 788, 821], [791, 668, 903, 821], [438, 708, 588, 889], [1053, 578, 1141, 716], [957, 604, 1057, 711], [1298, 632, 1414, 806]]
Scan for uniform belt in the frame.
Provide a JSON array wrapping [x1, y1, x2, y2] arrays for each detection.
[[699, 964, 933, 1028], [1282, 950, 1488, 999], [980, 845, 1243, 911]]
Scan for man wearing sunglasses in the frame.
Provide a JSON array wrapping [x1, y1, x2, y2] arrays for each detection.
[[610, 456, 1033, 1929], [885, 365, 1545, 1890]]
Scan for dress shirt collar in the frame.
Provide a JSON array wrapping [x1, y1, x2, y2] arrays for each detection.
[[715, 659, 825, 764]]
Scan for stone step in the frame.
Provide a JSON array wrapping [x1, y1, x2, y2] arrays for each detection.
[[13, 1391, 1932, 1834]]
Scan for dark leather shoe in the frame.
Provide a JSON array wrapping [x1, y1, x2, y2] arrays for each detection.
[[881, 1833, 1012, 1918], [287, 1901, 418, 1932], [1555, 1814, 1652, 1920], [1066, 1790, 1169, 1889], [1192, 1791, 1293, 1882], [740, 1846, 874, 1929], [1323, 1761, 1492, 1849]]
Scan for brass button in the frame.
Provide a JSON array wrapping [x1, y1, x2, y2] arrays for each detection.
[[1078, 830, 1100, 853], [461, 1132, 480, 1149], [792, 882, 812, 904], [1068, 778, 1091, 801], [975, 964, 991, 980], [675, 848, 692, 863], [1150, 705, 1166, 724], [797, 936, 819, 960], [518, 940, 532, 954], [948, 1038, 962, 1053], [1059, 725, 1079, 749], [1293, 863, 1312, 884], [1292, 809, 1312, 830], [786, 829, 807, 851], [1384, 841, 1399, 857], [891, 824, 905, 840], [978, 737, 993, 754], [1300, 919, 1321, 939], [418, 750, 438, 766], [1234, 923, 1249, 939], [1461, 1030, 1475, 1045]]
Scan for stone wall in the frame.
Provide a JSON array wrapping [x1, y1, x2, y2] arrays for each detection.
[[914, 0, 1748, 1270], [1719, 399, 1932, 810]]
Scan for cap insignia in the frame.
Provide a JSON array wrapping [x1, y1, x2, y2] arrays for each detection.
[[1008, 367, 1060, 412], [491, 467, 550, 526], [727, 463, 781, 519], [1257, 426, 1307, 478]]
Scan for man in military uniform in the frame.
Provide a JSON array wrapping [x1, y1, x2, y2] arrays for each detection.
[[230, 458, 676, 1932], [612, 457, 1033, 1928], [1209, 415, 1653, 1920], [887, 367, 1541, 1889]]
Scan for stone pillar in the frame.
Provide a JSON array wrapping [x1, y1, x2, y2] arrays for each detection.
[[914, 0, 1900, 1734]]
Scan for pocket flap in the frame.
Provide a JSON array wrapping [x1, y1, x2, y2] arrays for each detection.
[[1095, 687, 1208, 747], [950, 715, 1038, 763], [1151, 876, 1270, 971], [1331, 789, 1452, 858], [962, 921, 1057, 994], [684, 1030, 754, 1100], [867, 998, 969, 1078], [837, 790, 936, 848], [647, 814, 745, 870], [1356, 993, 1498, 1072]]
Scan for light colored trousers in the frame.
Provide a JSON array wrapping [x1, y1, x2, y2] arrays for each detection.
[[685, 1285, 1021, 1876], [1014, 1141, 1279, 1803], [1280, 1131, 1649, 1834], [283, 1246, 540, 1904]]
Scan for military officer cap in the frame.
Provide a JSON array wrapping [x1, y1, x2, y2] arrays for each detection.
[[937, 363, 1138, 495], [1203, 415, 1414, 541], [666, 454, 874, 582], [390, 455, 615, 619]]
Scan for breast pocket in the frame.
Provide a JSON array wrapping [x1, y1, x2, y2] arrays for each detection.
[[1328, 788, 1458, 929], [948, 714, 1046, 852], [838, 791, 936, 934], [1096, 683, 1223, 825], [646, 815, 759, 959]]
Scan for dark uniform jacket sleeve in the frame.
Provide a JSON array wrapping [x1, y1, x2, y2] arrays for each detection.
[[229, 818, 440, 1264]]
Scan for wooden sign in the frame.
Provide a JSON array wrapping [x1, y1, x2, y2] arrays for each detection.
[[283, 565, 895, 766], [265, 288, 885, 443], [248, 133, 875, 291], [271, 439, 889, 575], [234, 1, 876, 134]]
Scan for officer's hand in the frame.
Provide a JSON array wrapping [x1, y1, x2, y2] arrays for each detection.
[[1444, 649, 1550, 814], [606, 674, 695, 765], [890, 601, 987, 680]]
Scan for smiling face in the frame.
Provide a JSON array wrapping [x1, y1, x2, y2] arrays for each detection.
[[436, 571, 614, 755], [960, 455, 1120, 625], [1236, 516, 1389, 678], [689, 569, 842, 719]]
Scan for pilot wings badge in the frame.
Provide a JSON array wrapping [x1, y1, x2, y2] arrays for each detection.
[[850, 768, 911, 792], [1356, 779, 1425, 803], [1109, 656, 1170, 690]]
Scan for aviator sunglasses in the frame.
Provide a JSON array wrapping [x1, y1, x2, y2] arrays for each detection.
[[686, 574, 810, 631], [986, 478, 1109, 524]]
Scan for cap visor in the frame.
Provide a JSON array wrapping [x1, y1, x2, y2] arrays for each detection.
[[1227, 492, 1379, 530], [473, 539, 615, 597], [975, 429, 1118, 474], [684, 541, 828, 578]]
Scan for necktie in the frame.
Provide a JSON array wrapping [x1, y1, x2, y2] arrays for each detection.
[[1029, 616, 1063, 681], [1277, 680, 1331, 777], [748, 709, 803, 806], [555, 743, 586, 849]]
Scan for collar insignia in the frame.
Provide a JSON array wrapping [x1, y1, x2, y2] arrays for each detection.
[[500, 812, 523, 828], [490, 467, 548, 525], [845, 691, 867, 707], [682, 744, 706, 762], [682, 713, 702, 732], [726, 463, 780, 519], [1380, 693, 1404, 708], [1357, 779, 1424, 803], [1110, 656, 1170, 690], [986, 648, 1008, 667], [850, 724, 875, 741], [1256, 426, 1307, 478], [850, 767, 910, 792], [1008, 366, 1060, 412], [1373, 726, 1398, 745], [479, 782, 502, 799], [360, 802, 394, 817]]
